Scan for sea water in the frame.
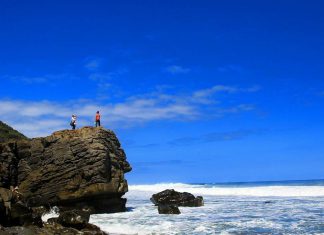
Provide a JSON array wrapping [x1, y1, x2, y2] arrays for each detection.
[[89, 180, 324, 235]]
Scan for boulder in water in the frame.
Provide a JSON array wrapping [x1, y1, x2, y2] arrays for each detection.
[[151, 189, 204, 207], [158, 204, 181, 214]]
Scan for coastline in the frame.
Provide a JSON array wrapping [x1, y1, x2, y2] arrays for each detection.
[[89, 180, 324, 234]]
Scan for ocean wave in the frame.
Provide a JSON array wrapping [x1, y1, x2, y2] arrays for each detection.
[[128, 183, 324, 197]]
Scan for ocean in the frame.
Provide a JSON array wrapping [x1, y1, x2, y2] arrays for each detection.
[[89, 180, 324, 235], [42, 180, 324, 234]]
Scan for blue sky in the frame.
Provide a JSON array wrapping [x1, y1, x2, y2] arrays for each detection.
[[1, 0, 324, 183]]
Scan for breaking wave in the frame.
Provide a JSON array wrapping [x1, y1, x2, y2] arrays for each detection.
[[41, 206, 60, 222], [90, 181, 324, 234], [129, 182, 324, 197]]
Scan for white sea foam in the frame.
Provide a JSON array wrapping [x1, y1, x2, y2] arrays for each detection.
[[90, 183, 324, 234], [41, 206, 60, 222], [128, 183, 324, 197]]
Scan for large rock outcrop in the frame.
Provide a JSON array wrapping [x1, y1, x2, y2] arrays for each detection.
[[0, 127, 131, 215]]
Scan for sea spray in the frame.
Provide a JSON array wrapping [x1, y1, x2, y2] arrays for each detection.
[[41, 206, 60, 222], [90, 181, 324, 234]]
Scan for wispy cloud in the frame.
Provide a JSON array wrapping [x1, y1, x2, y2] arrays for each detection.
[[89, 73, 113, 81], [2, 73, 76, 85], [194, 85, 238, 95], [89, 68, 128, 100], [194, 85, 260, 97], [84, 57, 103, 71], [317, 91, 324, 96], [216, 104, 255, 114], [217, 64, 243, 73], [193, 85, 260, 104], [165, 65, 190, 74], [0, 97, 198, 137], [127, 143, 160, 148], [89, 68, 128, 82], [0, 84, 259, 137], [133, 159, 194, 167], [168, 129, 266, 146]]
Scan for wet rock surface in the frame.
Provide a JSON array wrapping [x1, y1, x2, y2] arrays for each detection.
[[151, 189, 204, 207], [158, 204, 181, 214], [57, 210, 90, 230]]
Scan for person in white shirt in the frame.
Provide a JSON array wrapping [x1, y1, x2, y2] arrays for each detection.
[[70, 114, 77, 130]]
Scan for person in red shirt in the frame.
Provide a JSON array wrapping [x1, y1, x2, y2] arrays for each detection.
[[95, 111, 101, 127]]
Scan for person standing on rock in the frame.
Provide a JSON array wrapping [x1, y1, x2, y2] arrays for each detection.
[[70, 114, 77, 130], [95, 111, 101, 127]]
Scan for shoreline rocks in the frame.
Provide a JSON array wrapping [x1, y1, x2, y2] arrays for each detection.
[[1, 222, 108, 235], [151, 189, 204, 214], [158, 204, 181, 214], [57, 210, 90, 230]]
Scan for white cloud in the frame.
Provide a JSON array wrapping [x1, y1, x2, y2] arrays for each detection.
[[192, 85, 260, 104], [0, 85, 259, 138], [165, 65, 190, 74], [193, 85, 238, 99], [0, 100, 69, 117], [0, 98, 197, 137]]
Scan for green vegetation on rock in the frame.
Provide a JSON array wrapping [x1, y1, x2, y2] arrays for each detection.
[[0, 121, 28, 142]]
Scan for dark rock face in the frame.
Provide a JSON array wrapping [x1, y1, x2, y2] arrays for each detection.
[[10, 201, 39, 226], [0, 127, 131, 216], [81, 223, 108, 235], [0, 188, 12, 224], [151, 189, 204, 207], [1, 224, 95, 235], [0, 187, 42, 227], [1, 222, 109, 235], [158, 204, 181, 214]]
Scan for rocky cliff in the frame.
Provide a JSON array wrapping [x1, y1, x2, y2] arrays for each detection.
[[0, 121, 27, 143], [0, 126, 131, 215]]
